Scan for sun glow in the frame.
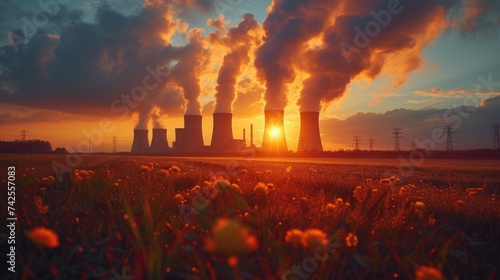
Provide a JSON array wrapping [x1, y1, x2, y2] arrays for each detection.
[[270, 127, 280, 138]]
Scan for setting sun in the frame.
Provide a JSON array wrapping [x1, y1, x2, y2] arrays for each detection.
[[270, 127, 280, 138]]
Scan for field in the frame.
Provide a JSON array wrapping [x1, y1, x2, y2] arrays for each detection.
[[1, 154, 499, 279]]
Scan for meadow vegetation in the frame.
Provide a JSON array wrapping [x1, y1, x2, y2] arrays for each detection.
[[1, 155, 499, 279]]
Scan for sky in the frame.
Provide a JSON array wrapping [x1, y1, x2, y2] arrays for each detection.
[[0, 0, 499, 152]]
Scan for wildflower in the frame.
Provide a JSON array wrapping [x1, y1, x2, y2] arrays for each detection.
[[240, 169, 248, 175], [26, 227, 59, 248], [156, 169, 170, 178], [380, 178, 391, 186], [399, 187, 407, 195], [267, 183, 275, 191], [335, 198, 343, 205], [253, 182, 268, 196], [215, 179, 231, 190], [230, 183, 241, 193], [79, 170, 90, 180], [371, 188, 379, 194], [302, 229, 328, 249], [300, 197, 308, 203], [468, 191, 476, 196], [170, 166, 181, 174], [455, 200, 465, 208], [265, 170, 272, 175], [284, 229, 304, 247], [415, 201, 426, 211], [47, 176, 55, 182], [366, 178, 373, 184], [227, 255, 238, 268], [41, 177, 50, 183], [192, 185, 202, 192], [34, 196, 48, 214], [140, 165, 152, 173], [345, 232, 358, 247], [205, 218, 259, 255], [286, 165, 292, 172], [148, 162, 155, 170], [174, 194, 184, 203], [325, 203, 336, 214], [415, 265, 444, 280], [255, 171, 261, 176]]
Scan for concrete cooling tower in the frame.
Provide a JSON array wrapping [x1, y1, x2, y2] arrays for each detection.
[[261, 110, 288, 154], [297, 112, 323, 152], [150, 128, 169, 153], [131, 129, 149, 153], [210, 113, 234, 151], [174, 115, 204, 152]]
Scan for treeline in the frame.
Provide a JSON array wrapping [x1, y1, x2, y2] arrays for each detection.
[[0, 140, 52, 154]]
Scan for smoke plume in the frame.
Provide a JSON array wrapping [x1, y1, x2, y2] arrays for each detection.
[[213, 14, 260, 113]]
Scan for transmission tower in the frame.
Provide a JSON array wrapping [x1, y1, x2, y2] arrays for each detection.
[[445, 126, 455, 151], [353, 136, 361, 151], [20, 130, 28, 141], [368, 138, 374, 151], [392, 128, 402, 151], [411, 140, 417, 150], [112, 136, 118, 153], [493, 123, 500, 150]]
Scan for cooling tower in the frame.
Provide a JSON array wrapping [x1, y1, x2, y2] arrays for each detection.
[[297, 112, 323, 152], [150, 128, 169, 153], [211, 113, 234, 151], [131, 129, 149, 153], [183, 115, 204, 151], [262, 110, 288, 154]]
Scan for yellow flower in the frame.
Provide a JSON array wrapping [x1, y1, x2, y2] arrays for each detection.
[[230, 183, 242, 193], [174, 194, 184, 203], [415, 201, 426, 211], [284, 229, 304, 247], [335, 198, 343, 205], [156, 169, 170, 178], [26, 227, 59, 248], [205, 218, 259, 255], [140, 165, 152, 173], [301, 229, 327, 249], [79, 170, 90, 180], [345, 232, 358, 247], [215, 179, 231, 190], [170, 166, 181, 174], [415, 265, 444, 280], [325, 203, 336, 214], [253, 182, 268, 196]]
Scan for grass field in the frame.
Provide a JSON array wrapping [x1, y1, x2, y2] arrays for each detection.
[[1, 155, 499, 279]]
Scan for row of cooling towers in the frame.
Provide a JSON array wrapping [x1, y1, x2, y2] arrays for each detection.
[[131, 111, 323, 154]]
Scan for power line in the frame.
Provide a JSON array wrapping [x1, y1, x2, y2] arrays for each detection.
[[392, 128, 403, 151], [353, 136, 361, 151]]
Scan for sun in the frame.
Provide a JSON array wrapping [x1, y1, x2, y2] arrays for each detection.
[[270, 127, 280, 138]]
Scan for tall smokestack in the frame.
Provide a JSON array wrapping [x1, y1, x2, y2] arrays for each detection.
[[250, 124, 253, 147], [131, 129, 149, 153], [184, 115, 204, 151], [210, 113, 233, 151], [262, 110, 287, 154], [150, 128, 169, 153], [297, 112, 323, 152]]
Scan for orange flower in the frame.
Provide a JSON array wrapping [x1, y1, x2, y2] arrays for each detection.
[[415, 265, 444, 280], [345, 232, 358, 248], [26, 227, 59, 248], [415, 201, 426, 211], [253, 182, 268, 196], [301, 229, 327, 249], [284, 229, 304, 247], [205, 218, 259, 255]]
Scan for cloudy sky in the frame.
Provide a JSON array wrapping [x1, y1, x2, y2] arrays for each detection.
[[0, 0, 499, 151]]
